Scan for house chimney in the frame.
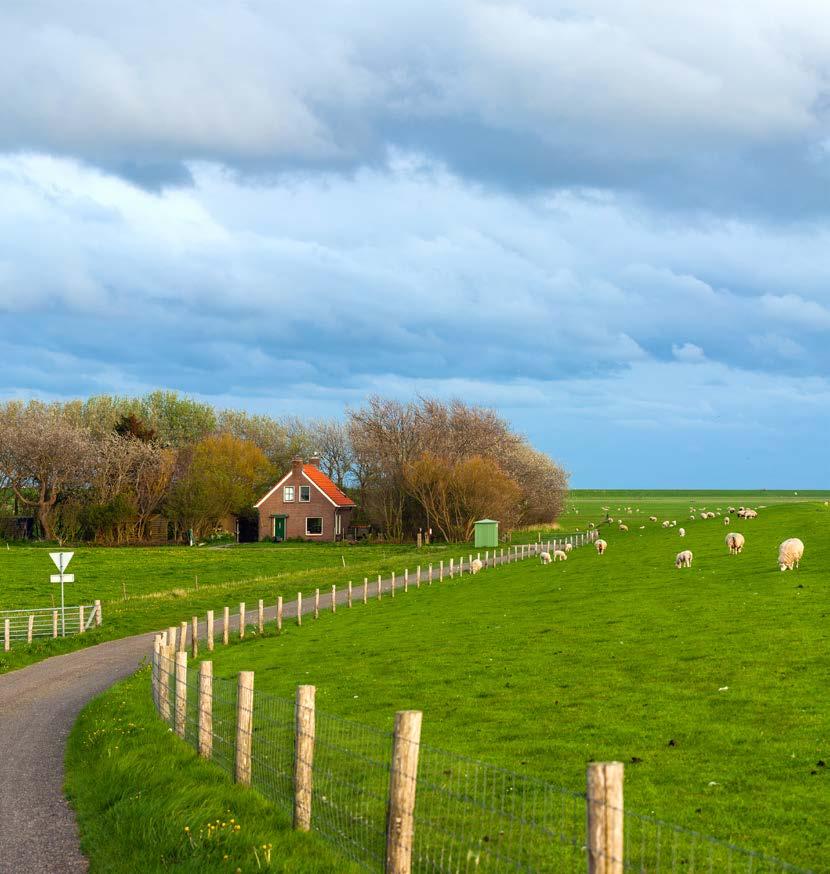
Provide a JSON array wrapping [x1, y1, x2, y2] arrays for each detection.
[[292, 455, 304, 475], [309, 454, 321, 468]]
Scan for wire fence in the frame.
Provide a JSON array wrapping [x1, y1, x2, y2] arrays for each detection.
[[1, 603, 100, 644], [151, 648, 815, 874]]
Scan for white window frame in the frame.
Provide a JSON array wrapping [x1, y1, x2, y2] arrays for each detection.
[[305, 516, 323, 536], [335, 513, 342, 536], [299, 485, 311, 503], [283, 485, 295, 502]]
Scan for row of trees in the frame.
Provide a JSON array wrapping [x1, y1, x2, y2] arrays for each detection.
[[0, 392, 568, 543]]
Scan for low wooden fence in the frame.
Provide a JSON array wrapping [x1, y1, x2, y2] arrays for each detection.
[[2, 601, 102, 650]]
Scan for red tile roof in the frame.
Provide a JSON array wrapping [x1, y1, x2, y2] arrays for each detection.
[[303, 464, 355, 507]]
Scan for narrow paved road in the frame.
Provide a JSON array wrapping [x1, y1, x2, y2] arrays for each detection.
[[0, 545, 557, 872]]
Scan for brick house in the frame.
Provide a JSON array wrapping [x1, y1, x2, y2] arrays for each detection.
[[254, 455, 355, 542]]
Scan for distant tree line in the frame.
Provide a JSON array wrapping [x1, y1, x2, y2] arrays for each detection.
[[0, 392, 568, 544]]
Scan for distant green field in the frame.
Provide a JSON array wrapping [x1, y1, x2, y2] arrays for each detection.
[[145, 500, 829, 869]]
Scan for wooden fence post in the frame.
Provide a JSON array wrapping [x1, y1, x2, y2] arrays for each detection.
[[198, 660, 213, 759], [297, 592, 302, 626], [348, 581, 352, 608], [52, 610, 58, 639], [76, 608, 83, 636], [239, 602, 246, 639], [363, 577, 368, 604], [168, 625, 178, 652], [428, 564, 433, 584], [277, 596, 283, 633], [258, 599, 264, 634], [191, 616, 199, 658], [378, 574, 382, 601], [391, 572, 396, 598], [28, 614, 35, 643], [385, 710, 423, 874], [449, 558, 453, 579], [586, 762, 624, 874], [439, 560, 444, 581], [175, 651, 188, 738], [404, 569, 409, 593], [152, 634, 161, 708], [159, 645, 173, 722], [207, 610, 214, 652], [331, 585, 336, 613], [3, 618, 9, 652], [223, 607, 230, 645], [293, 684, 316, 831], [176, 620, 186, 652], [235, 671, 255, 785], [416, 566, 421, 588], [94, 600, 102, 626], [314, 588, 320, 619]]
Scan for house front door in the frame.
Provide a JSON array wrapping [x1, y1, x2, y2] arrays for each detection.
[[273, 516, 286, 541]]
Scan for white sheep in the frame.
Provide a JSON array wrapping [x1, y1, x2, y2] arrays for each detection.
[[619, 523, 628, 532], [725, 532, 745, 555], [471, 558, 484, 574], [675, 550, 694, 568], [539, 552, 551, 565], [723, 516, 730, 525], [689, 514, 696, 520], [553, 549, 568, 562], [595, 539, 608, 555], [662, 520, 670, 528], [649, 516, 658, 522], [564, 543, 573, 553], [678, 528, 685, 537], [778, 538, 804, 571]]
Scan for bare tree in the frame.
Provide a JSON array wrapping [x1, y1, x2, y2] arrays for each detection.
[[0, 401, 95, 540], [307, 420, 354, 487]]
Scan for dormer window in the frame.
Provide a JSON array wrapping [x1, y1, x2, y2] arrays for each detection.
[[299, 485, 311, 502], [283, 486, 295, 502]]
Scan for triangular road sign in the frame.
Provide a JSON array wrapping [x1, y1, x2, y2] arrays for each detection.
[[49, 552, 74, 573]]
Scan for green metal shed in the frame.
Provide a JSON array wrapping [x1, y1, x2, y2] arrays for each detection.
[[474, 519, 499, 548]]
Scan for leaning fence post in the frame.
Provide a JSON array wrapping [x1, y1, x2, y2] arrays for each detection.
[[3, 618, 9, 652], [235, 671, 255, 785], [191, 616, 199, 658], [277, 596, 283, 633], [175, 651, 188, 739], [385, 710, 423, 874], [223, 607, 230, 645], [207, 610, 215, 652], [586, 761, 624, 874], [293, 684, 316, 831], [159, 645, 173, 722], [239, 602, 246, 639], [198, 660, 213, 759]]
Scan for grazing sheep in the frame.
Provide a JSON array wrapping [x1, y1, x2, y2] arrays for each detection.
[[564, 543, 573, 553], [649, 516, 658, 522], [689, 514, 696, 520], [725, 532, 745, 555], [679, 528, 686, 537], [675, 550, 694, 568], [728, 507, 737, 514], [662, 520, 670, 528], [595, 539, 608, 555], [553, 550, 568, 562], [539, 552, 551, 565], [778, 538, 804, 571], [723, 516, 730, 525], [619, 523, 628, 532], [471, 558, 484, 574]]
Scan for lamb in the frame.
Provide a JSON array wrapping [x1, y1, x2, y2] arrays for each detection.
[[678, 528, 685, 537], [471, 558, 484, 574], [564, 543, 573, 553], [553, 549, 568, 562], [725, 532, 745, 555], [595, 539, 608, 555], [778, 538, 804, 571], [539, 552, 551, 565], [675, 550, 693, 568]]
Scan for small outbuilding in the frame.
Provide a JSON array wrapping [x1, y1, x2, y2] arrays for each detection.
[[474, 519, 499, 548]]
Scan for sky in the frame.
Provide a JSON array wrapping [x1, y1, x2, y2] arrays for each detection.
[[2, 1, 830, 487]]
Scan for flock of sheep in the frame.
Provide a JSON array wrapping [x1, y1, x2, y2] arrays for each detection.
[[542, 503, 806, 572]]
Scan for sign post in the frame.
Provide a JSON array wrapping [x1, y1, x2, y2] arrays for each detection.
[[49, 552, 75, 637]]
